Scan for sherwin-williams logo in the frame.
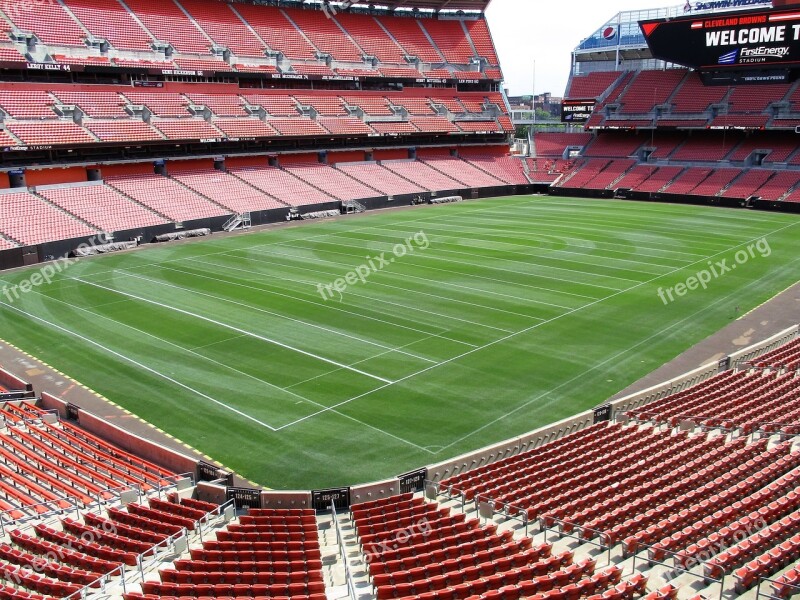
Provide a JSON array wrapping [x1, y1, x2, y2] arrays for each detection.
[[718, 49, 739, 64]]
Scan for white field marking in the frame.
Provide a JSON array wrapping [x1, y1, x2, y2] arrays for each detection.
[[78, 195, 557, 280], [276, 219, 800, 431], [363, 223, 685, 270], [325, 230, 666, 280], [194, 251, 532, 331], [159, 261, 480, 349], [515, 201, 783, 237], [283, 331, 448, 391], [304, 229, 608, 299], [539, 196, 787, 224], [455, 212, 738, 253], [435, 252, 800, 454], [118, 270, 438, 364], [0, 299, 279, 432], [16, 287, 433, 452], [256, 244, 613, 309], [508, 200, 759, 237], [190, 334, 249, 351], [408, 219, 707, 261], [71, 276, 395, 385], [443, 212, 720, 257]]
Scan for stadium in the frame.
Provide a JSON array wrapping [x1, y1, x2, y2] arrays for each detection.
[[0, 0, 798, 598]]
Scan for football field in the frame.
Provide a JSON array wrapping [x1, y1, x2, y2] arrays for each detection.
[[0, 196, 797, 489]]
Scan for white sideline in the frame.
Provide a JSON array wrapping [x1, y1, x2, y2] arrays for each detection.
[[306, 234, 646, 289], [118, 270, 438, 364], [256, 245, 597, 307], [276, 219, 800, 432], [363, 223, 683, 271], [0, 299, 279, 432], [14, 287, 435, 452], [166, 261, 480, 348], [415, 219, 707, 261], [71, 277, 395, 385], [191, 253, 520, 333]]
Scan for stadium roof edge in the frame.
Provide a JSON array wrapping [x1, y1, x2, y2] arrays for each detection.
[[260, 0, 492, 15]]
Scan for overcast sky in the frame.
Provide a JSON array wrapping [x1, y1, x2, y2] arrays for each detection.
[[485, 0, 679, 97]]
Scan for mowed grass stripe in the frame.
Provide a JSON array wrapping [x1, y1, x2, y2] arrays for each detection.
[[372, 221, 699, 267], [178, 256, 503, 348], [354, 224, 684, 272], [461, 211, 759, 253], [446, 212, 735, 256], [200, 251, 526, 333], [282, 237, 645, 291], [218, 244, 561, 326], [0, 196, 797, 488], [329, 229, 670, 279], [73, 276, 396, 384]]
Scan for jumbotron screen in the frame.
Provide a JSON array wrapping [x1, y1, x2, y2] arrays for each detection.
[[640, 6, 800, 70]]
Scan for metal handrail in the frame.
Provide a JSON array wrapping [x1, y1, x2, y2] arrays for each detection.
[[756, 575, 800, 600], [332, 502, 357, 600]]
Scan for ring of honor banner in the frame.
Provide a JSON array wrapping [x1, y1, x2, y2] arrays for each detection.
[[640, 6, 800, 70]]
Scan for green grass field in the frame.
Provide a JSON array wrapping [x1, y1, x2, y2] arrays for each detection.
[[0, 196, 798, 489]]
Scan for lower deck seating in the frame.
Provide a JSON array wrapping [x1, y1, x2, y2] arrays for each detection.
[[229, 166, 333, 208], [421, 157, 505, 188], [170, 170, 287, 213], [0, 191, 98, 246], [37, 184, 168, 233], [336, 163, 425, 196], [106, 174, 227, 222], [129, 508, 324, 600], [0, 402, 177, 520], [351, 493, 645, 600], [381, 160, 464, 191]]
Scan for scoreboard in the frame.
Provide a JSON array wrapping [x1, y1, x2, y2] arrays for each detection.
[[561, 99, 596, 123], [640, 6, 800, 71]]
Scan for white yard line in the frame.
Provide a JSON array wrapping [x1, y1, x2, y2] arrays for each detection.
[[255, 245, 610, 306], [71, 276, 395, 385], [13, 287, 433, 452], [166, 260, 480, 348], [0, 299, 279, 432], [435, 253, 800, 454], [276, 220, 800, 432], [190, 253, 526, 331], [117, 270, 438, 364], [361, 224, 685, 270]]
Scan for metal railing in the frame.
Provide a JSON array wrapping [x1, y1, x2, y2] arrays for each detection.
[[332, 501, 358, 600], [628, 540, 726, 600], [0, 483, 145, 536], [474, 494, 530, 536], [756, 575, 800, 600], [538, 517, 613, 566]]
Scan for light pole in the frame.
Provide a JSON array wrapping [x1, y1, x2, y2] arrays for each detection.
[[532, 59, 536, 123]]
